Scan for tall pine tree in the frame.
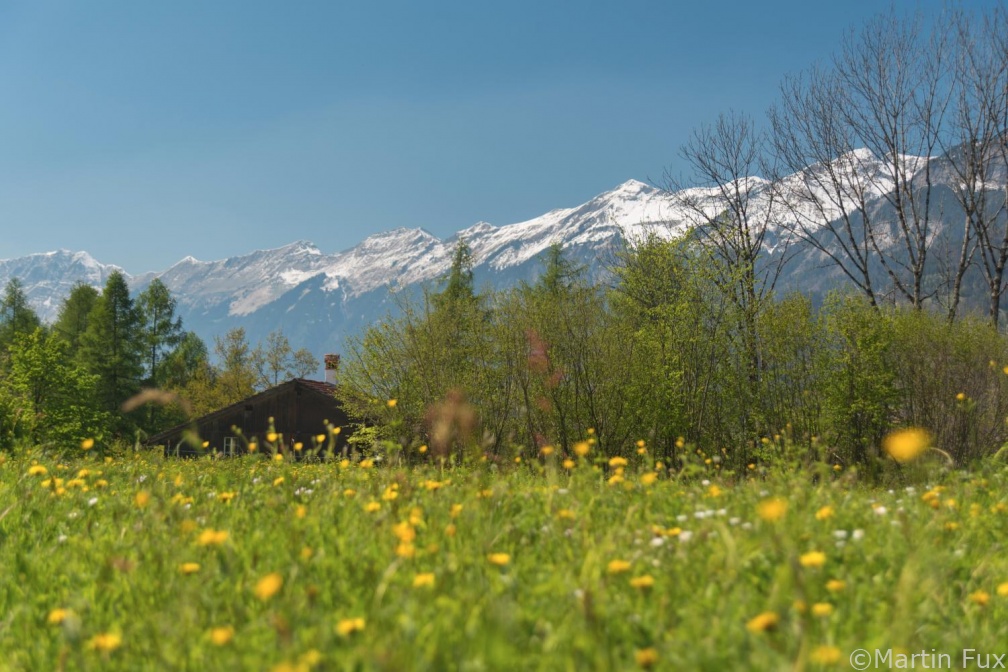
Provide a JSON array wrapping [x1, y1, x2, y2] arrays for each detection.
[[81, 271, 143, 432]]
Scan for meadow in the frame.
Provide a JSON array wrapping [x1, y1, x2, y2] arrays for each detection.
[[1, 437, 1007, 671]]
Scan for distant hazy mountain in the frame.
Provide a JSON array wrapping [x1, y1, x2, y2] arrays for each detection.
[[3, 148, 997, 365]]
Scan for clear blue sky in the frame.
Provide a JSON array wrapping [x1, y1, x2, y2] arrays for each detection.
[[0, 0, 961, 274]]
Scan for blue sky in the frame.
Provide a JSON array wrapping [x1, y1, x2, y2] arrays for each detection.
[[0, 0, 960, 273]]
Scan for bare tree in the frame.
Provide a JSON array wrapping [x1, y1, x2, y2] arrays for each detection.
[[663, 112, 793, 354], [770, 10, 951, 310], [968, 7, 1008, 327]]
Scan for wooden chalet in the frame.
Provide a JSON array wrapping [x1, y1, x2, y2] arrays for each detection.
[[148, 378, 350, 457]]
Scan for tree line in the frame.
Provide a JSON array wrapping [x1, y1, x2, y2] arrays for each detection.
[[0, 273, 318, 450], [340, 238, 1008, 474]]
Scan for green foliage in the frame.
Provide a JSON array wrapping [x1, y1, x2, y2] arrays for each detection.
[[52, 282, 99, 355], [8, 329, 111, 448], [252, 329, 320, 388], [80, 271, 144, 433], [2, 451, 1008, 668], [0, 278, 41, 355]]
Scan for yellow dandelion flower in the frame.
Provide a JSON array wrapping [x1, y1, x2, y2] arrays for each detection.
[[27, 465, 48, 476], [196, 529, 229, 546], [997, 582, 1008, 597], [273, 476, 285, 487], [412, 572, 435, 588], [81, 438, 94, 451], [217, 491, 236, 503], [562, 459, 576, 469], [608, 456, 628, 468], [444, 523, 456, 537], [629, 575, 655, 589], [418, 444, 428, 453], [134, 491, 150, 508], [640, 472, 658, 486], [335, 617, 365, 636], [87, 632, 122, 652], [607, 559, 632, 574], [540, 445, 554, 456], [488, 552, 510, 566], [47, 608, 72, 625], [882, 427, 931, 463], [387, 398, 397, 408], [815, 506, 834, 521], [745, 611, 779, 634], [359, 459, 374, 469], [811, 602, 834, 617], [707, 484, 722, 498], [395, 542, 416, 558], [364, 501, 381, 513], [955, 392, 966, 402], [826, 579, 846, 593], [799, 551, 827, 569], [970, 590, 990, 606], [810, 645, 842, 665], [210, 625, 234, 646], [573, 441, 590, 457], [635, 648, 659, 668], [757, 497, 788, 522], [254, 572, 283, 601], [273, 453, 284, 462], [179, 562, 201, 575], [266, 432, 278, 443]]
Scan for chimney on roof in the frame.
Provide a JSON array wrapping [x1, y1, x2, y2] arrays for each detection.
[[324, 354, 340, 384]]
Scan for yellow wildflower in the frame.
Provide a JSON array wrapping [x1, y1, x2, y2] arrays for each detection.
[[47, 608, 72, 625], [179, 562, 201, 575], [197, 529, 229, 546], [815, 506, 834, 521], [488, 553, 510, 566], [826, 579, 846, 593], [635, 648, 659, 668], [745, 611, 779, 633], [28, 465, 48, 476], [562, 459, 575, 469], [335, 617, 365, 636], [87, 632, 122, 652], [799, 551, 827, 569], [629, 575, 655, 589], [254, 573, 283, 601], [387, 398, 397, 408], [811, 602, 834, 617], [412, 572, 435, 588], [882, 427, 931, 463], [810, 645, 842, 665], [640, 472, 658, 486], [81, 438, 94, 451], [364, 501, 381, 513], [997, 582, 1008, 597], [210, 625, 234, 646], [573, 441, 590, 457], [134, 491, 150, 508], [757, 497, 788, 522], [607, 559, 631, 574], [970, 590, 990, 606], [608, 456, 628, 468]]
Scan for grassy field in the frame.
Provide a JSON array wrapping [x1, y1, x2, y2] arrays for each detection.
[[1, 442, 1007, 671]]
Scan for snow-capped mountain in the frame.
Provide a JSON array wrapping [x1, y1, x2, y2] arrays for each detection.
[[0, 148, 971, 361]]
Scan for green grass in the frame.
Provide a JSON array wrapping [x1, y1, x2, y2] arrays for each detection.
[[1, 447, 1007, 670]]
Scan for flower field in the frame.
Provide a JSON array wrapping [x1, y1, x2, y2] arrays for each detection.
[[2, 446, 1008, 670]]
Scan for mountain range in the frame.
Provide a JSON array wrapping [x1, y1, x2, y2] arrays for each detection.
[[1, 149, 997, 367]]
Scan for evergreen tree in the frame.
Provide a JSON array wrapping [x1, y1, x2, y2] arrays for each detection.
[[136, 278, 184, 387], [80, 271, 143, 429], [53, 283, 99, 355], [0, 278, 41, 353]]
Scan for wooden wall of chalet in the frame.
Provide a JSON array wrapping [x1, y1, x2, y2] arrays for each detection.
[[154, 380, 349, 457]]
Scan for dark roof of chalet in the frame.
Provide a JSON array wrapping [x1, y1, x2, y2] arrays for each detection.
[[146, 377, 340, 446]]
